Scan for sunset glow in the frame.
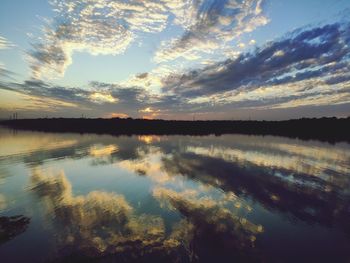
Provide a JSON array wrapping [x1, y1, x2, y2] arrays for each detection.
[[0, 0, 349, 119]]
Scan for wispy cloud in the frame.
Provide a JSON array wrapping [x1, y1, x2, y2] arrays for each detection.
[[27, 0, 268, 79], [2, 21, 350, 119], [0, 78, 156, 117], [154, 0, 268, 63], [0, 63, 13, 79], [0, 35, 14, 50], [161, 22, 350, 109], [0, 36, 15, 78], [28, 0, 134, 78], [26, 0, 177, 78]]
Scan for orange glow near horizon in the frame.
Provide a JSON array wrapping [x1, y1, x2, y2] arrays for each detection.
[[107, 112, 129, 118], [138, 135, 161, 144]]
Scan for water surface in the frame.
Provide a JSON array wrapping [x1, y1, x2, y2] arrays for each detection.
[[0, 127, 350, 262]]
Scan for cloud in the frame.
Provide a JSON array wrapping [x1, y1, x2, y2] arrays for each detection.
[[153, 186, 263, 256], [136, 72, 148, 79], [89, 92, 118, 104], [2, 21, 350, 119], [107, 112, 129, 118], [0, 36, 15, 78], [0, 63, 14, 79], [249, 39, 256, 45], [0, 79, 157, 118], [154, 0, 268, 63], [138, 106, 162, 119], [0, 35, 13, 50], [28, 169, 207, 260], [27, 0, 172, 79], [5, 79, 139, 107], [155, 136, 350, 227], [186, 142, 350, 179], [27, 2, 133, 78], [27, 0, 268, 79], [8, 79, 91, 105], [161, 22, 350, 110], [118, 64, 188, 94]]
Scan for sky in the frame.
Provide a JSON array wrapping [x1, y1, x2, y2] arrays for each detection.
[[0, 0, 349, 120]]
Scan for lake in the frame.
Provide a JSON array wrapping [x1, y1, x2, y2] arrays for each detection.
[[0, 127, 350, 262]]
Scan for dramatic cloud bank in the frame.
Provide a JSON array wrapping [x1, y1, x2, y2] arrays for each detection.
[[161, 22, 350, 110], [27, 0, 267, 79], [1, 5, 349, 119], [154, 0, 267, 63]]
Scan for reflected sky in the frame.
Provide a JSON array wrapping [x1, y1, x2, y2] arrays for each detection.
[[0, 127, 350, 262]]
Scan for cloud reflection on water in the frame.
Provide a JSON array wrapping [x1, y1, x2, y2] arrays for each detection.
[[29, 168, 261, 261], [1, 128, 350, 261], [30, 169, 181, 260]]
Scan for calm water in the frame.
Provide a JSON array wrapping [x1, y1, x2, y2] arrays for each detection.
[[0, 127, 350, 263]]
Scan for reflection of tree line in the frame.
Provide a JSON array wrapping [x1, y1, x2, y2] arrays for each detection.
[[29, 169, 263, 262], [0, 215, 30, 245]]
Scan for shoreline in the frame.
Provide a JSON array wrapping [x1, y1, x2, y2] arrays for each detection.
[[1, 117, 349, 142]]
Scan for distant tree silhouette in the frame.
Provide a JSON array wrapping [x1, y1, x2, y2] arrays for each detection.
[[0, 117, 349, 142]]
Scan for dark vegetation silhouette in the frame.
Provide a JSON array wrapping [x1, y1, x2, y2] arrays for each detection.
[[0, 215, 30, 245], [1, 117, 349, 142]]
